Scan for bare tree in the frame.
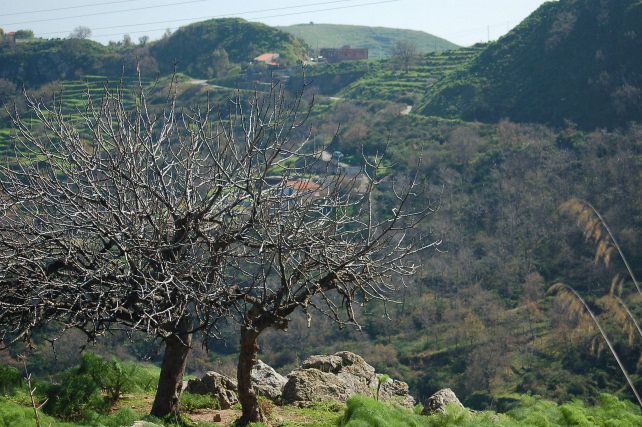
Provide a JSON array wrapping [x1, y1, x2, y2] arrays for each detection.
[[391, 39, 418, 73], [0, 71, 436, 422], [69, 26, 92, 40]]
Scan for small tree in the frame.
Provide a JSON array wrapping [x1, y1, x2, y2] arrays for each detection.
[[391, 39, 418, 73], [69, 26, 92, 40], [0, 70, 435, 422]]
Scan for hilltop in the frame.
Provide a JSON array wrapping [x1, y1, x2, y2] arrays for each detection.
[[278, 23, 459, 58], [150, 18, 309, 77], [0, 18, 309, 87], [416, 0, 642, 129]]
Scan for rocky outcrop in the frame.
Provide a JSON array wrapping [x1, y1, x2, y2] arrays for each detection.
[[377, 377, 415, 409], [281, 351, 414, 409], [252, 359, 287, 400], [421, 388, 464, 415], [185, 360, 287, 406], [185, 372, 239, 409]]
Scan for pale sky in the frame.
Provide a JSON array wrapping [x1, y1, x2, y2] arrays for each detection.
[[1, 0, 551, 47]]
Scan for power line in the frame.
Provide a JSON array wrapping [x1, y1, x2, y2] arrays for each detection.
[[3, 0, 144, 17], [31, 0, 401, 40], [1, 0, 360, 27]]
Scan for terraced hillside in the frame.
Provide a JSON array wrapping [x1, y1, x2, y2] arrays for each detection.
[[336, 45, 484, 104], [0, 75, 155, 153]]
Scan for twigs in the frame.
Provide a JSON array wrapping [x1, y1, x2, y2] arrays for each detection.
[[19, 355, 48, 427]]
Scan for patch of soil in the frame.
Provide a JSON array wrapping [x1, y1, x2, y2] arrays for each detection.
[[116, 395, 331, 426]]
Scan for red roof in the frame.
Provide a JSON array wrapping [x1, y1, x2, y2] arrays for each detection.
[[287, 180, 321, 192], [254, 53, 279, 62]]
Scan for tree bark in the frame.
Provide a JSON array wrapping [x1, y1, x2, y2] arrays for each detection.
[[150, 316, 193, 418], [237, 324, 265, 423]]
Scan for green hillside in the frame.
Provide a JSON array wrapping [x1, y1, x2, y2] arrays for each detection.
[[416, 0, 642, 129], [2, 4, 642, 422], [337, 46, 484, 104], [287, 46, 482, 104], [0, 38, 126, 88], [150, 18, 309, 77], [278, 23, 459, 58]]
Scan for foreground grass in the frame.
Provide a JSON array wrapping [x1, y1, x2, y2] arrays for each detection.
[[2, 392, 642, 427]]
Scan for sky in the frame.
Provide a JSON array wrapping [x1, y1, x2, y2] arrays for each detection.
[[1, 0, 551, 47]]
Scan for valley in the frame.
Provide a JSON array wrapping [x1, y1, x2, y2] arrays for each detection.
[[0, 1, 642, 425]]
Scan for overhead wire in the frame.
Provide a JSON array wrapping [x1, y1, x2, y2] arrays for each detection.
[[2, 0, 146, 17], [2, 0, 363, 27], [12, 0, 400, 41]]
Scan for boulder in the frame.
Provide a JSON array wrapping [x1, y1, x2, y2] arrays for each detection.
[[252, 359, 287, 400], [185, 372, 238, 409], [378, 377, 416, 409], [421, 388, 464, 415], [282, 351, 415, 409]]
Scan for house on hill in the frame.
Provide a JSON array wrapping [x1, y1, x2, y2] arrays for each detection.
[[319, 46, 368, 63], [254, 53, 280, 66]]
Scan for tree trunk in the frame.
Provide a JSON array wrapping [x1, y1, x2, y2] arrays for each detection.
[[150, 316, 193, 418], [237, 325, 265, 423]]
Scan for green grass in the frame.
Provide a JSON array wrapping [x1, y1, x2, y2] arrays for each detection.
[[338, 394, 642, 427]]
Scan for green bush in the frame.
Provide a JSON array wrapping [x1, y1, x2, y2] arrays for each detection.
[[41, 374, 107, 421], [340, 395, 430, 426], [340, 393, 642, 426], [0, 398, 75, 427], [39, 352, 159, 421], [0, 366, 22, 396], [179, 392, 220, 412]]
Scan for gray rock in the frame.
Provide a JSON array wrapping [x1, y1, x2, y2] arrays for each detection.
[[378, 377, 416, 409], [252, 359, 287, 400], [185, 371, 238, 409], [282, 351, 414, 409], [421, 388, 464, 415]]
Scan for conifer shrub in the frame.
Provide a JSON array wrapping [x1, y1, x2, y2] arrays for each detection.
[[39, 352, 160, 421]]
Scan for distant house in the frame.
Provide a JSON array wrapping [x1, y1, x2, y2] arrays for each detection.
[[254, 53, 280, 66], [319, 45, 368, 63], [285, 179, 323, 198]]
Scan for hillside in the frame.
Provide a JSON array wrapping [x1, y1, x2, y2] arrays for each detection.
[[287, 45, 482, 104], [416, 0, 642, 129], [150, 18, 309, 77], [0, 38, 127, 88], [278, 23, 459, 58], [0, 18, 309, 88], [1, 4, 642, 421], [337, 46, 484, 104]]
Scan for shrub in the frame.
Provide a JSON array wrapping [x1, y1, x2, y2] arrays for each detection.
[[0, 398, 75, 427], [0, 366, 22, 396], [179, 392, 220, 412], [40, 352, 159, 420]]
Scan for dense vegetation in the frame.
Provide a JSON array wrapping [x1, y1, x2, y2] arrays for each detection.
[[149, 18, 309, 78], [417, 0, 642, 129], [0, 38, 132, 88], [277, 23, 459, 58]]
